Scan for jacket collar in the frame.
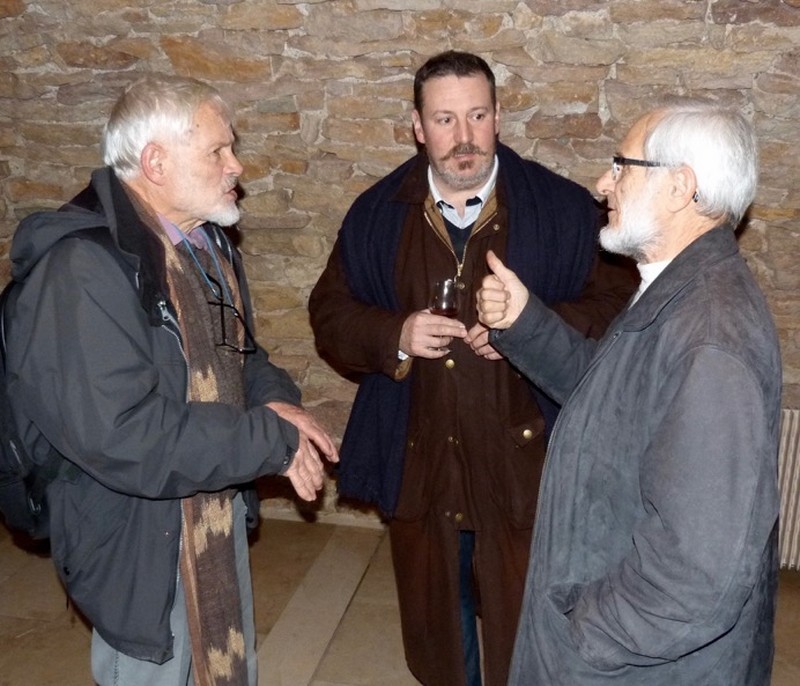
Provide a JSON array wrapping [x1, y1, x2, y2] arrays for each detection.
[[621, 224, 740, 331]]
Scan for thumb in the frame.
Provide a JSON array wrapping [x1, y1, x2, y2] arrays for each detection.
[[486, 249, 516, 284]]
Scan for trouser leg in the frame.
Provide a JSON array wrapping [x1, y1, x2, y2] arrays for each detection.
[[91, 493, 255, 686], [459, 530, 483, 686], [91, 573, 193, 686]]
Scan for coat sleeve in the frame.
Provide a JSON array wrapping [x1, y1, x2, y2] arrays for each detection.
[[308, 239, 410, 379], [492, 295, 601, 405], [567, 346, 778, 669], [9, 238, 300, 499]]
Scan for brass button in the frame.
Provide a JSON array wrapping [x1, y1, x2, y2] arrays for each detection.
[[445, 359, 455, 369], [454, 512, 464, 523], [493, 223, 500, 232], [522, 429, 533, 440]]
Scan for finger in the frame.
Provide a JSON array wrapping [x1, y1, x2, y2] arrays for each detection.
[[485, 250, 519, 285], [287, 465, 315, 501], [305, 425, 338, 461], [428, 318, 467, 337]]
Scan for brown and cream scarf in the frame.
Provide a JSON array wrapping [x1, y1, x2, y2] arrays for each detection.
[[149, 216, 251, 686]]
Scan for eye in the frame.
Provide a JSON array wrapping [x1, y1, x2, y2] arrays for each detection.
[[436, 115, 452, 125]]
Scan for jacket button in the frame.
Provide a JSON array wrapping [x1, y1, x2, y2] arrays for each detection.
[[522, 429, 533, 440], [445, 359, 455, 369], [454, 512, 464, 523]]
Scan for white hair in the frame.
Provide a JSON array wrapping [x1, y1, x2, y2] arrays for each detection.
[[102, 73, 233, 180], [643, 100, 758, 226]]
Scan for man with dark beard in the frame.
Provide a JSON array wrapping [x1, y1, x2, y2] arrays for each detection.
[[309, 51, 634, 686]]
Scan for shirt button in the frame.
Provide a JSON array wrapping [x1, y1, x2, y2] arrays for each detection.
[[445, 359, 455, 369], [454, 512, 464, 523], [522, 429, 533, 440]]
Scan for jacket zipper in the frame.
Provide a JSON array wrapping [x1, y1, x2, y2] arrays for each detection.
[[156, 298, 191, 401], [424, 209, 497, 282]]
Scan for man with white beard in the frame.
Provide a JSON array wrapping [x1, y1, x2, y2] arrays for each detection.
[[476, 99, 782, 686], [4, 73, 337, 685]]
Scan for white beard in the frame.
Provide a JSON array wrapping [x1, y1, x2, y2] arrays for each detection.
[[206, 202, 241, 227], [599, 185, 662, 262]]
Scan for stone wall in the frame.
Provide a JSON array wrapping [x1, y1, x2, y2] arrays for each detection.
[[1, 0, 799, 518]]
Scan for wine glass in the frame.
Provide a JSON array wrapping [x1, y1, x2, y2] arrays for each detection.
[[429, 278, 460, 318]]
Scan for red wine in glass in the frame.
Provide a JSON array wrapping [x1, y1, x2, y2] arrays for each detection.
[[429, 278, 460, 318]]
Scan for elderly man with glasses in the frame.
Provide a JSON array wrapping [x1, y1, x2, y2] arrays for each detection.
[[477, 99, 781, 685], [3, 73, 338, 686]]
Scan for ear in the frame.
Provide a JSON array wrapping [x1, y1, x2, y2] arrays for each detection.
[[411, 109, 425, 146], [667, 165, 698, 212], [139, 142, 168, 185], [493, 102, 501, 135]]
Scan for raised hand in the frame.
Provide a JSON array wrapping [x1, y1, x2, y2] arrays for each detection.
[[476, 250, 529, 330]]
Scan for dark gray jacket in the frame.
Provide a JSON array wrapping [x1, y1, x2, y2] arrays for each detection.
[[5, 168, 301, 663], [495, 226, 781, 685]]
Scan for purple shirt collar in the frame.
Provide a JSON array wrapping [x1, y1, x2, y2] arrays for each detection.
[[158, 215, 207, 249]]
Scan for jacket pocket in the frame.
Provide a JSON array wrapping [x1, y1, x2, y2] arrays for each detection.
[[488, 411, 547, 528], [392, 423, 434, 523], [49, 472, 128, 601]]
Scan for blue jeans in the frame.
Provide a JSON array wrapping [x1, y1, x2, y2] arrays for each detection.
[[460, 530, 482, 686], [91, 493, 257, 686]]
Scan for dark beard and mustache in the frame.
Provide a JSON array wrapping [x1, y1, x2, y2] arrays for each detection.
[[430, 143, 493, 192]]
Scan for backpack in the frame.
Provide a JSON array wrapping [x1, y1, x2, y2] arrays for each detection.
[[0, 227, 131, 540], [0, 278, 62, 540]]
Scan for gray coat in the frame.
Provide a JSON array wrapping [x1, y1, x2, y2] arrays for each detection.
[[5, 168, 301, 663], [494, 226, 781, 685]]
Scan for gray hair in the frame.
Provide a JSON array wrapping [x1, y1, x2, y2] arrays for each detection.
[[643, 100, 758, 226], [102, 73, 232, 180]]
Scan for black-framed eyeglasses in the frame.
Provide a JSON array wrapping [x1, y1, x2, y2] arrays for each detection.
[[611, 155, 668, 181], [205, 273, 257, 355]]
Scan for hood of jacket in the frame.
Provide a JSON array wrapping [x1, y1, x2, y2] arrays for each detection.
[[11, 168, 175, 325]]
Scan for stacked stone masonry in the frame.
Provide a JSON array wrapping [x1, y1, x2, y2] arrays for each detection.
[[1, 0, 798, 515]]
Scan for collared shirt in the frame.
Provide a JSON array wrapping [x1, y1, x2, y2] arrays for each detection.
[[428, 155, 499, 230], [158, 215, 206, 249]]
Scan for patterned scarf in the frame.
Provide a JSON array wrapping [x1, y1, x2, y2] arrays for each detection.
[[151, 223, 250, 686]]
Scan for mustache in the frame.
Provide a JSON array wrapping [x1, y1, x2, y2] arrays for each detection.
[[440, 144, 487, 161], [223, 176, 239, 194]]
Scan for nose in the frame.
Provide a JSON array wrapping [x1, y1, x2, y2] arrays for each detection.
[[454, 118, 472, 145], [596, 168, 614, 197], [225, 149, 244, 177]]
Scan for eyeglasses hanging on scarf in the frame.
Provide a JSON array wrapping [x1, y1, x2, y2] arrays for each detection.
[[180, 233, 257, 355]]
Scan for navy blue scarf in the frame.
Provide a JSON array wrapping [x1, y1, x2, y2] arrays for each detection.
[[337, 143, 597, 516]]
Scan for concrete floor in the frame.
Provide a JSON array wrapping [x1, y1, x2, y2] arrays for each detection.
[[1, 513, 798, 685]]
